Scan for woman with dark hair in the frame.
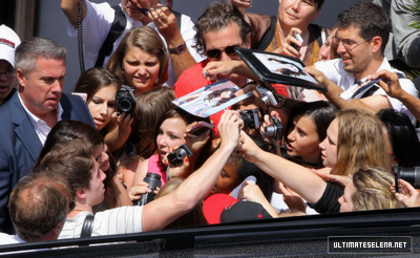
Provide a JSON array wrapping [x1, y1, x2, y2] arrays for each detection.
[[268, 101, 337, 169], [377, 109, 420, 168], [130, 105, 213, 198], [73, 67, 120, 133]]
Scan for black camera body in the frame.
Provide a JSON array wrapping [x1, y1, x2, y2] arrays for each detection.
[[240, 108, 260, 130], [133, 173, 161, 206], [264, 115, 283, 141], [116, 85, 136, 116], [167, 144, 193, 167], [394, 164, 420, 192]]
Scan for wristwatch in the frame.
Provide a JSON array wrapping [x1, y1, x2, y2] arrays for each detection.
[[168, 42, 187, 54]]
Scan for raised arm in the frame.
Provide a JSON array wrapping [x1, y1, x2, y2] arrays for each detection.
[[305, 66, 381, 113], [238, 131, 327, 204], [142, 111, 243, 231], [61, 0, 87, 29], [369, 70, 420, 122], [148, 7, 197, 78]]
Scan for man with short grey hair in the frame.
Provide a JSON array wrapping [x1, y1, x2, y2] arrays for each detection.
[[0, 37, 94, 234]]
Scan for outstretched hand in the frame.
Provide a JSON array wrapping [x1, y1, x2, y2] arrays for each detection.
[[367, 70, 404, 99], [391, 179, 420, 208]]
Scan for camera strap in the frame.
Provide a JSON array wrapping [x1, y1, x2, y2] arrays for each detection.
[[128, 89, 145, 114]]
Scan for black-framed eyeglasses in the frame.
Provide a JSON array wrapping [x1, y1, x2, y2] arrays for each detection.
[[0, 70, 15, 78], [206, 45, 240, 60], [333, 36, 373, 49]]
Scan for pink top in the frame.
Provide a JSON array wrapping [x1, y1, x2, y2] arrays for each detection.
[[147, 154, 167, 186]]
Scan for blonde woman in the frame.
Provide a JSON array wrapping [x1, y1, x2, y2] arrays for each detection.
[[239, 108, 390, 214]]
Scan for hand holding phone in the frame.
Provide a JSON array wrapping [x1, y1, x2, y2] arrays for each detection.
[[291, 32, 303, 51]]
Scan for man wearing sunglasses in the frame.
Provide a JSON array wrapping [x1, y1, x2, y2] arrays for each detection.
[[174, 1, 251, 97], [305, 2, 417, 124], [61, 0, 203, 87]]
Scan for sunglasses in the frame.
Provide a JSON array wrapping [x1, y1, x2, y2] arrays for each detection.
[[206, 45, 240, 60], [128, 0, 172, 16]]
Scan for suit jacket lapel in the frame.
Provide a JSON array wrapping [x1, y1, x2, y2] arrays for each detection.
[[10, 93, 43, 163]]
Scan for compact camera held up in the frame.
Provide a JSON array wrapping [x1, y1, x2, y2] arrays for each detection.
[[116, 85, 136, 116], [168, 144, 193, 167], [133, 173, 162, 206], [264, 115, 283, 141], [240, 108, 260, 130]]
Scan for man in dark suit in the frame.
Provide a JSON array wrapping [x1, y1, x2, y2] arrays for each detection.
[[0, 37, 94, 234]]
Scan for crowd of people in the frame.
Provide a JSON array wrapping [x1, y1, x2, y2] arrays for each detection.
[[0, 0, 420, 251]]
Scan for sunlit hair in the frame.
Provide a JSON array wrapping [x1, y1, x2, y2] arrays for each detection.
[[352, 167, 403, 211], [334, 109, 389, 176], [9, 172, 72, 242], [193, 1, 251, 56], [73, 67, 120, 103], [15, 37, 66, 75], [155, 178, 208, 229], [129, 87, 176, 160], [107, 27, 169, 89], [35, 139, 95, 198]]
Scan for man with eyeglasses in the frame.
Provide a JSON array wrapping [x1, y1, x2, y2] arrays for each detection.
[[305, 1, 417, 124], [61, 0, 203, 87], [0, 172, 72, 249], [0, 25, 20, 106]]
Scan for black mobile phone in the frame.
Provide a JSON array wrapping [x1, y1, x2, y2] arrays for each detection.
[[187, 122, 214, 137], [134, 0, 172, 15]]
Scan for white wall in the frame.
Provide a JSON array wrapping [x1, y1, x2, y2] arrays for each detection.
[[36, 0, 360, 93]]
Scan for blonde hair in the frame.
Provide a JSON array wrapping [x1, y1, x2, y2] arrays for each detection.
[[107, 27, 169, 89], [352, 167, 403, 211], [155, 178, 208, 229], [334, 109, 389, 176]]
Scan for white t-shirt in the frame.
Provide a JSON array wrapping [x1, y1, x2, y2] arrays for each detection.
[[0, 233, 49, 255], [58, 206, 143, 239], [313, 58, 418, 124], [66, 1, 205, 87]]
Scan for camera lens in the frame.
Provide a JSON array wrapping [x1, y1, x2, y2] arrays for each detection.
[[240, 112, 252, 129], [119, 98, 132, 112], [264, 125, 277, 138], [399, 166, 420, 188]]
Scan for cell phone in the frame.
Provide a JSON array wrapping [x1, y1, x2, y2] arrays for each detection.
[[291, 32, 303, 51], [135, 0, 172, 15], [187, 121, 214, 137]]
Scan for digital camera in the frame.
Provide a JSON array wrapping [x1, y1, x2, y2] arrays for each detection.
[[264, 115, 283, 141], [240, 108, 260, 130], [116, 85, 136, 116], [133, 173, 161, 206], [168, 144, 193, 167], [394, 164, 420, 192]]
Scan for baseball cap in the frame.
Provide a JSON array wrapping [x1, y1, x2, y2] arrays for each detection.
[[0, 24, 21, 68], [203, 193, 272, 224]]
